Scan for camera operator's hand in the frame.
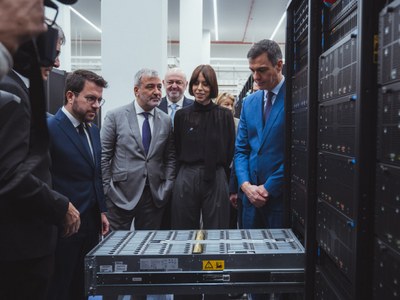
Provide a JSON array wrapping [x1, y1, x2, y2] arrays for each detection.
[[63, 202, 81, 237], [0, 0, 47, 54]]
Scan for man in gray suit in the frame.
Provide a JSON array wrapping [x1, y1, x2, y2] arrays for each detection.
[[159, 67, 193, 118], [101, 68, 176, 230]]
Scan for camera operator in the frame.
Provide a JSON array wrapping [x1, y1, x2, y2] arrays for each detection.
[[0, 1, 81, 299]]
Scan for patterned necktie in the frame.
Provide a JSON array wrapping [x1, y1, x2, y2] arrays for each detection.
[[142, 112, 151, 155], [263, 91, 274, 125], [78, 123, 93, 159], [170, 103, 178, 125]]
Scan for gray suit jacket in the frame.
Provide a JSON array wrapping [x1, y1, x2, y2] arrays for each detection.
[[101, 101, 176, 210]]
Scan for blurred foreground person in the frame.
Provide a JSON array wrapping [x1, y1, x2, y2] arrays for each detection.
[[0, 0, 81, 299]]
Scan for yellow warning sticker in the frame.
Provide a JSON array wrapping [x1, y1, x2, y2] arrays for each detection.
[[202, 260, 225, 270]]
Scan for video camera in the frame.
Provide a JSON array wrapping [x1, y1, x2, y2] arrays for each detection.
[[13, 0, 77, 76]]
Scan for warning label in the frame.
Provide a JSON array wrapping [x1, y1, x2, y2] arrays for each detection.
[[202, 260, 225, 270]]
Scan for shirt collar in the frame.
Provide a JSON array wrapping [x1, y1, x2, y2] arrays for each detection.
[[167, 97, 184, 108], [62, 106, 81, 128], [264, 75, 285, 101], [13, 70, 30, 89], [134, 100, 155, 116]]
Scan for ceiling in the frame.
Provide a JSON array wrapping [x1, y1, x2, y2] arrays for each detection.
[[69, 0, 289, 47], [66, 0, 289, 94]]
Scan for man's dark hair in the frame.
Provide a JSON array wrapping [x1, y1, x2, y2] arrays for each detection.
[[64, 69, 108, 104], [247, 39, 282, 66]]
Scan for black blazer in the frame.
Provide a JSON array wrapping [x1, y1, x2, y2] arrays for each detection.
[[158, 96, 193, 114], [0, 71, 69, 261]]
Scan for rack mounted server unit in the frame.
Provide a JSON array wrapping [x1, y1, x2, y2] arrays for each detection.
[[85, 229, 305, 297]]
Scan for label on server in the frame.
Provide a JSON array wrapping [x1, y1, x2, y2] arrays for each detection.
[[202, 260, 225, 270], [140, 258, 179, 270]]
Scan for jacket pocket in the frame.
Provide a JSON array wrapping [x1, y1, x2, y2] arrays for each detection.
[[112, 171, 128, 182]]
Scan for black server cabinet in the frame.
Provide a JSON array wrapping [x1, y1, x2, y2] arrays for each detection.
[[286, 0, 382, 299], [375, 2, 400, 298], [286, 0, 320, 298]]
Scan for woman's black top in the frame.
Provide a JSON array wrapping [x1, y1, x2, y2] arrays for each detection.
[[173, 100, 235, 181]]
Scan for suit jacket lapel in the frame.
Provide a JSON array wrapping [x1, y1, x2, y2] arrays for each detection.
[[87, 123, 100, 163], [55, 109, 94, 167], [126, 103, 145, 155], [149, 109, 162, 156], [254, 92, 265, 142], [9, 71, 29, 96], [159, 97, 168, 113], [260, 85, 285, 147]]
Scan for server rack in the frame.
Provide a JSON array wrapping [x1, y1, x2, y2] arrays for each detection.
[[286, 0, 320, 298], [286, 0, 383, 299], [375, 1, 400, 298]]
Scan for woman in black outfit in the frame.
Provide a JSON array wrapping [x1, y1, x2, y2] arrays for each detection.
[[171, 64, 236, 230]]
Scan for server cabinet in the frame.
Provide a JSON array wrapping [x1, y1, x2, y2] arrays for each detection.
[[286, 0, 321, 298], [374, 2, 400, 298], [286, 0, 382, 299]]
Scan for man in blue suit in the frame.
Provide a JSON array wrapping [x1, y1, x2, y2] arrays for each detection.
[[47, 69, 110, 300], [235, 39, 285, 231]]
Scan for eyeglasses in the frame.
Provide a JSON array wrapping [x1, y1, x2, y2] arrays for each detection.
[[73, 92, 105, 107], [166, 80, 185, 86], [45, 5, 59, 27]]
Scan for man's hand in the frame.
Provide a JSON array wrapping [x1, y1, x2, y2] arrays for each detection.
[[63, 202, 80, 237], [101, 213, 110, 236], [0, 0, 47, 53], [241, 181, 268, 208], [229, 193, 238, 209]]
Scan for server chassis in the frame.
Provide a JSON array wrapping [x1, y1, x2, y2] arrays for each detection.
[[85, 229, 305, 296]]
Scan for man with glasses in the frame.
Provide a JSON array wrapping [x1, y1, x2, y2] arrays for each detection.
[[159, 67, 193, 121], [46, 69, 110, 300], [158, 68, 192, 230]]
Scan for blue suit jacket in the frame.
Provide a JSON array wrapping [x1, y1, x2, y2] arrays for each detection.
[[234, 82, 285, 228], [47, 109, 107, 217]]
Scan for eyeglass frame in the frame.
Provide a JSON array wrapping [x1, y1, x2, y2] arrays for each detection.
[[72, 91, 106, 107], [45, 5, 59, 27]]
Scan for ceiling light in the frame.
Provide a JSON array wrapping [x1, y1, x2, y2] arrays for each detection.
[[213, 0, 219, 41], [270, 11, 286, 40], [69, 6, 102, 33]]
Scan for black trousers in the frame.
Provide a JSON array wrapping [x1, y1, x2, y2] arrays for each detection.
[[0, 254, 54, 300], [171, 164, 230, 230]]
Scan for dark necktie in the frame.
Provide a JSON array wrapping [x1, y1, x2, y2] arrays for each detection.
[[142, 112, 151, 155], [263, 91, 274, 125], [78, 123, 93, 159]]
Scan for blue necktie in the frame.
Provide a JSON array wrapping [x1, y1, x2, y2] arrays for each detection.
[[142, 112, 151, 155], [78, 123, 93, 159], [170, 103, 177, 125], [263, 91, 274, 125]]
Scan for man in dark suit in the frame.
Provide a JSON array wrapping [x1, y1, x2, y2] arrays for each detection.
[[101, 68, 176, 232], [47, 69, 109, 300], [159, 67, 193, 118], [0, 21, 81, 300], [159, 67, 192, 229]]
